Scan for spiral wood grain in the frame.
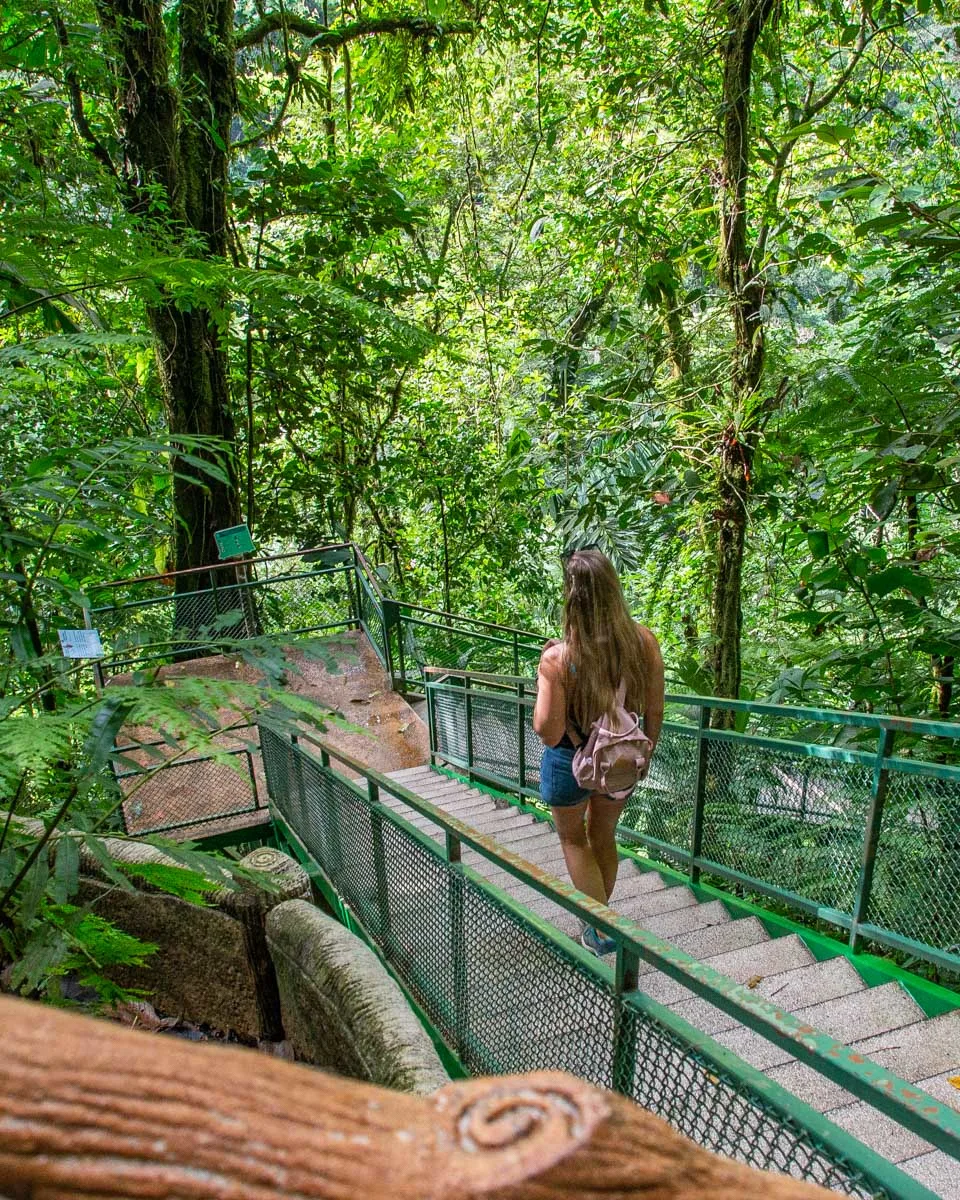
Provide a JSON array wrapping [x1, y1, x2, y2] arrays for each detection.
[[0, 993, 836, 1199]]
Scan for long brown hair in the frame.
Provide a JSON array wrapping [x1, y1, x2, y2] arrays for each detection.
[[562, 549, 646, 731]]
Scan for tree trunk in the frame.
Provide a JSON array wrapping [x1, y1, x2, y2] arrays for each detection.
[[710, 0, 776, 709], [905, 493, 953, 719], [152, 303, 241, 576], [549, 284, 612, 408], [712, 433, 752, 704], [100, 0, 242, 576]]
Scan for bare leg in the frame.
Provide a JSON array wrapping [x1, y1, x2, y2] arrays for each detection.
[[551, 801, 607, 904], [586, 794, 627, 903]]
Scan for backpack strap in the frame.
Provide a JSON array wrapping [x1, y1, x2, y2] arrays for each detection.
[[566, 713, 588, 747]]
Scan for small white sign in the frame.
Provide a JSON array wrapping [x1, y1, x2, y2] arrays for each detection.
[[58, 629, 104, 659]]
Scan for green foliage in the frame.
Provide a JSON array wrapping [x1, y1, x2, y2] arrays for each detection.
[[0, 433, 338, 1002], [0, 0, 958, 1013]]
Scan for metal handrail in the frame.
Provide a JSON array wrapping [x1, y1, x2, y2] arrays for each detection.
[[424, 670, 960, 970], [424, 669, 960, 741], [265, 725, 960, 1185], [90, 564, 353, 615], [394, 600, 547, 641], [90, 543, 355, 593]]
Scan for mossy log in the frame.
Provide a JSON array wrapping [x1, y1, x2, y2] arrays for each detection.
[[0, 993, 833, 1198]]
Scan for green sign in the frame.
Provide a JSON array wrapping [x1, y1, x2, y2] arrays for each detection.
[[214, 524, 255, 560]]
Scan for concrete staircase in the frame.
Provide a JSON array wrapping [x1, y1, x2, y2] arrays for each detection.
[[385, 764, 960, 1197]]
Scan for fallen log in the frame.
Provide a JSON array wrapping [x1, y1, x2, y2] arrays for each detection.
[[0, 993, 832, 1198]]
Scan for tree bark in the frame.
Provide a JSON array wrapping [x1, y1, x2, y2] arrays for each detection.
[[549, 284, 612, 408], [710, 0, 776, 709], [97, 0, 241, 577], [0, 993, 836, 1200]]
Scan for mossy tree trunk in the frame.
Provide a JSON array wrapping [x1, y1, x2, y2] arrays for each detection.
[[102, 0, 241, 579], [711, 0, 777, 710]]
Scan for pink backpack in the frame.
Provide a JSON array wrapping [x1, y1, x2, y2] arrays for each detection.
[[571, 683, 652, 799]]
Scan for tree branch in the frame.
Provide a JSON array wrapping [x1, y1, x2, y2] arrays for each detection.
[[50, 11, 122, 182], [236, 14, 474, 52]]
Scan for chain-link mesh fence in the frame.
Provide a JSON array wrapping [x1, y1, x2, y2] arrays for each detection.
[[871, 770, 960, 953], [697, 739, 872, 917], [259, 724, 921, 1199], [113, 744, 266, 839], [390, 605, 542, 689], [426, 674, 960, 971], [89, 556, 357, 673], [355, 560, 388, 666]]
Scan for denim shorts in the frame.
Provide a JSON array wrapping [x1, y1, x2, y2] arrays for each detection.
[[539, 745, 591, 808]]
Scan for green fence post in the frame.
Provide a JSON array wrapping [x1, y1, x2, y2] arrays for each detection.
[[612, 941, 640, 1096], [381, 598, 402, 691], [445, 830, 468, 1059], [689, 704, 711, 885], [512, 630, 519, 676], [346, 562, 360, 629], [465, 676, 474, 782], [290, 734, 307, 853], [368, 779, 392, 948], [427, 681, 438, 766], [850, 726, 895, 954], [517, 680, 526, 794], [246, 749, 261, 810]]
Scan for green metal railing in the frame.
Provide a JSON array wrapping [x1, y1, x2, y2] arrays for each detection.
[[84, 545, 960, 969], [83, 541, 541, 688], [85, 544, 361, 674], [425, 671, 960, 974], [112, 735, 265, 838], [258, 722, 959, 1199], [350, 546, 543, 689]]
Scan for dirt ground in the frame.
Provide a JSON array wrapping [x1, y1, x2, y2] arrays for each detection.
[[113, 630, 429, 839]]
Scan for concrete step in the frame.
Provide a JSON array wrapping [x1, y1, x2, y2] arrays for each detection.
[[383, 782, 481, 810], [668, 955, 867, 1039], [495, 830, 564, 858], [414, 784, 495, 805], [800, 981, 923, 1045], [616, 860, 670, 891], [529, 885, 703, 945], [494, 819, 558, 845], [437, 790, 509, 813], [608, 870, 684, 908], [717, 983, 926, 1074], [821, 1098, 933, 1165], [640, 933, 815, 1010], [655, 918, 771, 994], [847, 1011, 960, 1082], [400, 773, 468, 791], [899, 1150, 960, 1200], [383, 800, 534, 845], [449, 809, 538, 837], [386, 765, 438, 783], [640, 899, 732, 939], [754, 955, 866, 1011], [912, 1070, 960, 1112]]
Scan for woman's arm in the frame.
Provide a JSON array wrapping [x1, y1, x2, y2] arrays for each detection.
[[532, 643, 568, 747], [638, 626, 665, 752]]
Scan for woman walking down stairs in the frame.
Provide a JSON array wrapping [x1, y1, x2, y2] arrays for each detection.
[[385, 763, 960, 1199]]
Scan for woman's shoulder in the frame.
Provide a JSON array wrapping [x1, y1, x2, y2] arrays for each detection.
[[538, 639, 567, 680], [633, 622, 663, 666]]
